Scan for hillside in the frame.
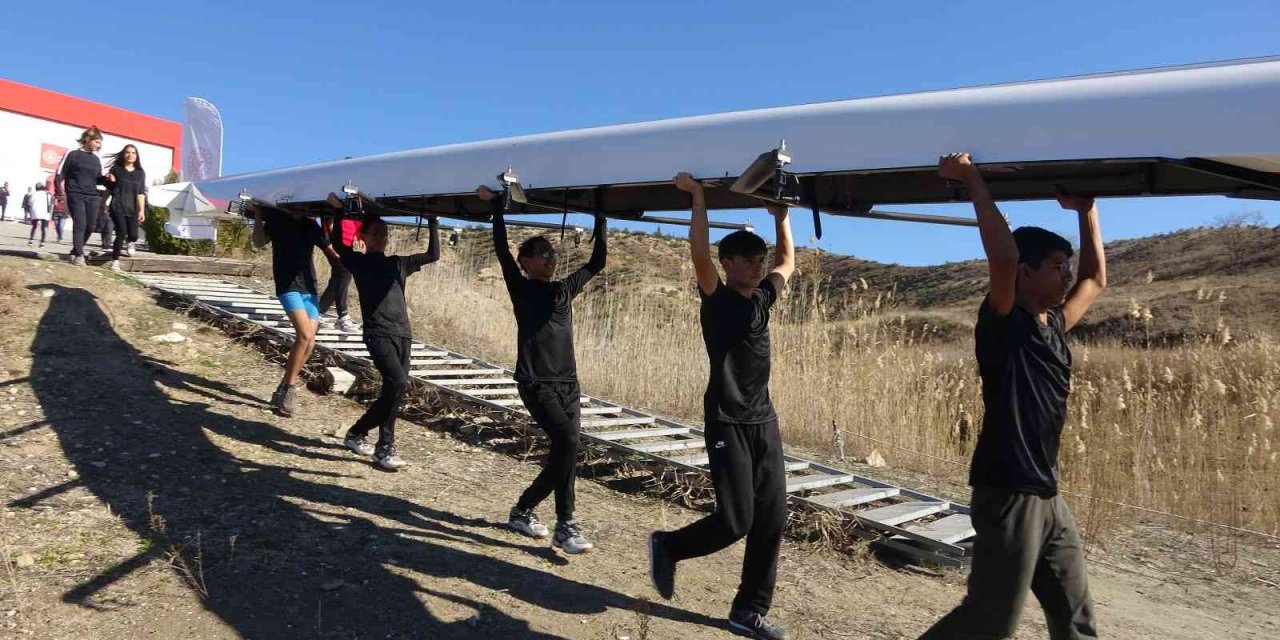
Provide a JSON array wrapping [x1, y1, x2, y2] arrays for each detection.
[[438, 221, 1280, 345]]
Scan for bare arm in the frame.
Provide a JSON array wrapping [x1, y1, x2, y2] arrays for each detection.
[[1060, 195, 1106, 331], [251, 208, 269, 249], [940, 153, 1018, 316], [674, 172, 720, 295], [764, 203, 794, 292]]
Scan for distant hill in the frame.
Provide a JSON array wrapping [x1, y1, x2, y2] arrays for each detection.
[[432, 221, 1280, 346]]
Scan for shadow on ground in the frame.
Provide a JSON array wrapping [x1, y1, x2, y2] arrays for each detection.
[[16, 283, 720, 639]]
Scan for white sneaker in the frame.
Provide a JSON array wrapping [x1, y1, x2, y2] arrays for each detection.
[[126, 242, 136, 257], [72, 256, 86, 267], [508, 507, 551, 539], [553, 521, 594, 554], [374, 449, 407, 470], [337, 315, 361, 333], [343, 435, 375, 456], [108, 260, 122, 272]]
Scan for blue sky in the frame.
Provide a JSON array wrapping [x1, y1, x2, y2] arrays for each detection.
[[5, 0, 1277, 264]]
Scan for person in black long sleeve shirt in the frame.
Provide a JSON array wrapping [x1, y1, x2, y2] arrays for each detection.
[[55, 126, 107, 265], [331, 212, 440, 471], [477, 185, 607, 555]]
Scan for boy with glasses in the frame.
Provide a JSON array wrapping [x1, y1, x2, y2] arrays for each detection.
[[477, 185, 607, 555], [919, 153, 1106, 640]]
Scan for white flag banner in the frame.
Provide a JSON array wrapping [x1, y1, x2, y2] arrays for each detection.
[[181, 97, 223, 182]]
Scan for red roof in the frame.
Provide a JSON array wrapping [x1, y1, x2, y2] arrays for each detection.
[[0, 78, 182, 173]]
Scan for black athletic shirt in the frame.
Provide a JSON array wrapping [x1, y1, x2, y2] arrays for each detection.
[[493, 210, 606, 383], [700, 279, 778, 424], [58, 150, 105, 198], [970, 297, 1073, 497], [262, 210, 330, 296], [107, 165, 147, 215], [331, 216, 440, 338]]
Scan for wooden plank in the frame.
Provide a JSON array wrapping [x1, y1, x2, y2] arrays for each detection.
[[579, 406, 624, 416], [853, 501, 948, 527], [802, 487, 900, 509], [581, 416, 657, 429], [459, 389, 524, 398], [665, 452, 809, 472], [412, 368, 506, 377], [591, 427, 690, 441], [786, 473, 854, 493], [629, 439, 706, 454], [433, 378, 518, 386], [902, 514, 975, 545]]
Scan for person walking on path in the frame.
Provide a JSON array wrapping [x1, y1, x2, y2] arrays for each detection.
[[54, 126, 107, 266], [102, 145, 147, 272], [648, 172, 795, 640], [916, 152, 1106, 640], [319, 215, 362, 333], [24, 186, 51, 247], [330, 211, 440, 470], [1, 181, 10, 221], [251, 206, 338, 416], [477, 184, 607, 556]]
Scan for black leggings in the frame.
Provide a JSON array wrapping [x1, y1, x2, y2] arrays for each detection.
[[110, 210, 140, 260], [29, 220, 48, 243], [67, 194, 100, 257], [346, 334, 411, 452], [515, 381, 581, 523], [319, 259, 352, 316], [664, 418, 787, 616]]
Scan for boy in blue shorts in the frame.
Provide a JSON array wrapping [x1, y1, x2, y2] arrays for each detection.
[[252, 206, 337, 416]]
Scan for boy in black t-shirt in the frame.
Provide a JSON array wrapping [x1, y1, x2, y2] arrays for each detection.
[[251, 207, 338, 417], [330, 213, 440, 470], [648, 172, 795, 640], [476, 185, 607, 556], [918, 153, 1106, 640]]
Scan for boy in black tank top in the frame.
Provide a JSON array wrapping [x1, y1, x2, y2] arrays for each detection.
[[918, 153, 1107, 640], [648, 172, 795, 640]]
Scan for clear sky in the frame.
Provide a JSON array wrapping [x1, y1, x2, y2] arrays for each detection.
[[4, 0, 1277, 264]]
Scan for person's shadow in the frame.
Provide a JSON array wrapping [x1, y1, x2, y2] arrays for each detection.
[[18, 283, 720, 638]]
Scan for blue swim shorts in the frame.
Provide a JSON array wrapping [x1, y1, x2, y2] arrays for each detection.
[[278, 291, 320, 319]]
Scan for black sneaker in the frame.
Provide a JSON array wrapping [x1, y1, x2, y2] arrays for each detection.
[[728, 610, 787, 640], [648, 532, 675, 600]]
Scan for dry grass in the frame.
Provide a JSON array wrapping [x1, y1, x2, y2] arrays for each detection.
[[374, 228, 1280, 542]]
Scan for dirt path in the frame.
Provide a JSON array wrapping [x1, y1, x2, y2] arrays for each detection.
[[0, 255, 1277, 639]]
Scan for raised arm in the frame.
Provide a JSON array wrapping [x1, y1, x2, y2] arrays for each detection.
[[674, 172, 720, 295], [478, 186, 522, 282], [764, 203, 794, 292], [251, 207, 270, 249], [403, 217, 441, 273], [1059, 194, 1106, 331], [562, 213, 608, 297], [939, 153, 1018, 316]]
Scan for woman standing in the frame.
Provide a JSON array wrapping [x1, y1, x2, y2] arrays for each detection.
[[103, 144, 147, 271], [26, 185, 51, 247], [55, 126, 106, 266]]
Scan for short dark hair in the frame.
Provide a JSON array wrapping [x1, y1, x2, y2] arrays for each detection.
[[717, 230, 767, 261], [1013, 226, 1073, 268], [360, 216, 385, 234], [518, 235, 552, 260]]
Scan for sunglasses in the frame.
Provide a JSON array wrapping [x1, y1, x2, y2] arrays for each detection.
[[535, 249, 557, 260], [1043, 261, 1074, 275]]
